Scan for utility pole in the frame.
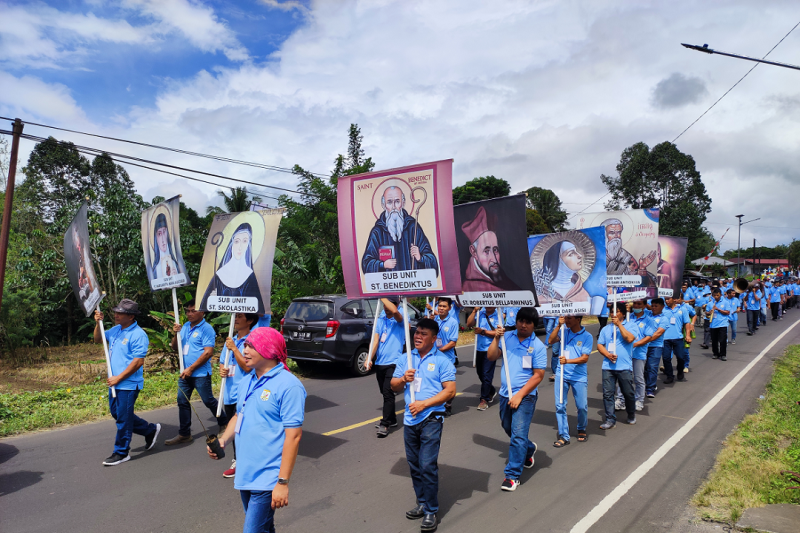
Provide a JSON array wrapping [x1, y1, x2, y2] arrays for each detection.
[[735, 215, 760, 279], [752, 239, 756, 277], [0, 118, 24, 311]]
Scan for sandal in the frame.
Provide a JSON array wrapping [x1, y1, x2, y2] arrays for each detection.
[[577, 431, 588, 442], [553, 438, 570, 448]]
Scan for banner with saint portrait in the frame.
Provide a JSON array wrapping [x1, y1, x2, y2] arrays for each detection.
[[453, 195, 538, 307], [141, 196, 190, 291], [575, 208, 660, 301], [63, 202, 104, 317], [196, 209, 283, 314], [337, 159, 461, 298], [656, 235, 688, 298], [527, 227, 606, 316]]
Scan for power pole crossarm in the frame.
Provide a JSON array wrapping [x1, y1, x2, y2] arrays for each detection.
[[682, 43, 800, 71], [0, 118, 23, 311]]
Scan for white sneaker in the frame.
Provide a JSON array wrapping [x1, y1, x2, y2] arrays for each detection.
[[614, 400, 624, 411], [635, 401, 644, 412]]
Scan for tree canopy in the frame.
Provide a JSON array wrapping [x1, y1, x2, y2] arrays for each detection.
[[523, 186, 568, 232], [452, 175, 510, 205]]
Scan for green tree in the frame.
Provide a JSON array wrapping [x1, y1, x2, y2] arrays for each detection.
[[452, 176, 510, 205], [523, 186, 568, 232], [601, 141, 712, 265], [206, 186, 261, 216], [525, 209, 550, 236], [788, 240, 800, 268]]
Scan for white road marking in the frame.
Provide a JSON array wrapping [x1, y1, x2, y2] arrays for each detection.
[[570, 318, 800, 533]]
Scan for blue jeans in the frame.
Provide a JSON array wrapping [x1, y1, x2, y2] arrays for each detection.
[[404, 414, 444, 514], [498, 394, 537, 480], [662, 339, 686, 380], [602, 369, 635, 423], [240, 490, 276, 533], [178, 375, 228, 437], [644, 346, 662, 395], [729, 320, 737, 341], [684, 344, 690, 370], [555, 379, 587, 441], [108, 389, 156, 455]]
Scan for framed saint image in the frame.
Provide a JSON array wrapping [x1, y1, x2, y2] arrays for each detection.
[[141, 196, 189, 291], [528, 227, 606, 316], [63, 202, 103, 317], [575, 208, 660, 298], [453, 195, 538, 307], [337, 159, 461, 298], [657, 235, 688, 298], [196, 209, 283, 314]]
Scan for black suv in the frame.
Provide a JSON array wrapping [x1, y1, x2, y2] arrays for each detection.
[[281, 295, 422, 376]]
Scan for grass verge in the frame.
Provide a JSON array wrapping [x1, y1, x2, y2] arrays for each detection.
[[692, 344, 800, 523]]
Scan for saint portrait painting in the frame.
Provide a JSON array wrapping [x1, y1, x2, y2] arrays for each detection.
[[141, 197, 189, 291], [196, 209, 283, 314], [63, 202, 102, 317]]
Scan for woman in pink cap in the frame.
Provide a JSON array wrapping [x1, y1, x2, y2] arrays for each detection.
[[208, 326, 306, 533]]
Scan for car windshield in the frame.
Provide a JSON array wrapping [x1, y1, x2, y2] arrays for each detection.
[[285, 301, 334, 321]]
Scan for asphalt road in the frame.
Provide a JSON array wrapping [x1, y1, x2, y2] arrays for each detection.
[[3, 314, 800, 533]]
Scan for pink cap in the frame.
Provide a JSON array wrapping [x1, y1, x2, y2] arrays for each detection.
[[244, 327, 290, 371]]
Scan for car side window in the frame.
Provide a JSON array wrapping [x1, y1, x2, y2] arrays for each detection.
[[340, 300, 367, 320]]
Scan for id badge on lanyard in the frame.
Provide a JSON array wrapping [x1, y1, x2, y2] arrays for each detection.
[[236, 375, 269, 434]]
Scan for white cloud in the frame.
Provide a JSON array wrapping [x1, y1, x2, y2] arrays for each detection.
[[0, 71, 87, 123], [259, 0, 308, 14]]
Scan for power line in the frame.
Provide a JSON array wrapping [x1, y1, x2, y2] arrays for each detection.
[[673, 20, 800, 143], [566, 191, 610, 221]]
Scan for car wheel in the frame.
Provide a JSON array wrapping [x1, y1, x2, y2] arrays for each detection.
[[351, 348, 370, 376]]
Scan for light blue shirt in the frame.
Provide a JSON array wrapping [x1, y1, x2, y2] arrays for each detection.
[[769, 287, 782, 303], [726, 296, 740, 322], [476, 309, 500, 351], [627, 313, 656, 360], [598, 323, 634, 371], [253, 315, 272, 330], [499, 331, 547, 398], [746, 290, 762, 311], [222, 334, 251, 405], [663, 304, 691, 341], [682, 302, 696, 318], [393, 346, 456, 426], [180, 319, 216, 377], [644, 310, 668, 348], [503, 307, 520, 327], [434, 314, 459, 364], [234, 365, 306, 491], [551, 326, 592, 382], [706, 298, 730, 329], [694, 288, 709, 308], [374, 307, 405, 366], [106, 322, 148, 390]]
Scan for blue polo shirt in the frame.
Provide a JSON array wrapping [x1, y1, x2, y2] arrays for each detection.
[[683, 286, 696, 302], [253, 314, 272, 330], [726, 296, 740, 322], [105, 322, 148, 390], [475, 309, 500, 351], [179, 319, 216, 377], [627, 313, 656, 360], [499, 331, 547, 398], [434, 314, 459, 364], [503, 307, 520, 327], [663, 304, 691, 340], [745, 290, 762, 311], [598, 322, 634, 371], [706, 298, 730, 329], [234, 365, 306, 491], [374, 306, 405, 366], [393, 346, 456, 425], [222, 334, 251, 405], [770, 286, 782, 303], [551, 326, 592, 382], [694, 288, 709, 308], [646, 312, 668, 348]]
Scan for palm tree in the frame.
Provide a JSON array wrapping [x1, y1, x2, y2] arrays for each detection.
[[206, 186, 261, 215]]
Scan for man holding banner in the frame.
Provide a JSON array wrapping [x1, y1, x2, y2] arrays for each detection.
[[467, 306, 500, 411], [549, 315, 592, 446], [93, 299, 161, 466], [365, 297, 405, 438], [597, 304, 636, 429]]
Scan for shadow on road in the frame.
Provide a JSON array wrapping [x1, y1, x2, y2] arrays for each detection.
[[0, 442, 19, 465], [0, 470, 43, 496], [299, 431, 347, 459], [305, 395, 339, 413]]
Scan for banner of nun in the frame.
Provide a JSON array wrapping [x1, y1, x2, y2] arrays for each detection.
[[656, 235, 688, 298], [528, 227, 606, 316], [196, 209, 283, 314], [141, 196, 190, 291], [576, 208, 660, 303], [337, 159, 461, 298], [64, 202, 103, 316], [453, 194, 538, 307]]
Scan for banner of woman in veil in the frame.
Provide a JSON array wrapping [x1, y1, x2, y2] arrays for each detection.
[[141, 196, 190, 291], [63, 201, 103, 317], [196, 209, 283, 314], [528, 227, 607, 316], [656, 235, 688, 298]]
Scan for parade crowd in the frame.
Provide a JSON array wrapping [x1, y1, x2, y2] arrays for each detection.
[[90, 273, 799, 533]]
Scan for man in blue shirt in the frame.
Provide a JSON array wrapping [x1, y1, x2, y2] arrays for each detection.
[[488, 308, 546, 492], [725, 289, 741, 346], [166, 304, 229, 445], [549, 315, 593, 446], [644, 298, 667, 398], [616, 300, 656, 411], [706, 288, 731, 361], [467, 306, 501, 411], [365, 297, 405, 438], [392, 319, 456, 532], [771, 280, 785, 320], [662, 296, 693, 384], [597, 304, 636, 429], [744, 283, 763, 335], [695, 281, 711, 349], [434, 298, 460, 417], [208, 326, 306, 533], [93, 299, 160, 466]]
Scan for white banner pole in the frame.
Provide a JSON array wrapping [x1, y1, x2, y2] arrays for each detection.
[[402, 297, 415, 403], [559, 323, 565, 405], [172, 288, 185, 374], [472, 320, 479, 369], [498, 307, 513, 398], [215, 313, 236, 418], [612, 299, 617, 353], [98, 318, 116, 399], [367, 299, 384, 369]]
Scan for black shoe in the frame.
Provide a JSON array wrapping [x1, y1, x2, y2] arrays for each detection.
[[376, 425, 389, 438], [406, 504, 425, 520], [103, 453, 130, 466], [712, 354, 720, 359], [145, 423, 161, 451], [421, 513, 438, 532], [663, 377, 674, 384], [747, 332, 753, 336], [700, 344, 710, 350], [677, 376, 688, 382], [720, 356, 727, 361]]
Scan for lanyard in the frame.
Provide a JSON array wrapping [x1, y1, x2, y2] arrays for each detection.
[[519, 334, 534, 354], [185, 321, 204, 343], [241, 373, 273, 410]]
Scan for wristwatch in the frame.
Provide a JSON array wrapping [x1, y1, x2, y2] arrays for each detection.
[[277, 478, 289, 485]]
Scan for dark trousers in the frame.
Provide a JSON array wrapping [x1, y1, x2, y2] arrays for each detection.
[[602, 369, 635, 423], [644, 346, 663, 395], [374, 364, 397, 426], [598, 316, 608, 329], [703, 318, 711, 346], [108, 389, 156, 455], [178, 375, 228, 437], [747, 309, 759, 333], [224, 404, 237, 459], [771, 302, 780, 320], [662, 339, 686, 380], [710, 327, 727, 358], [404, 415, 444, 514], [474, 350, 497, 402]]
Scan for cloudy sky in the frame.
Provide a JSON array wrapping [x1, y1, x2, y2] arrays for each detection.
[[1, 0, 799, 253]]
